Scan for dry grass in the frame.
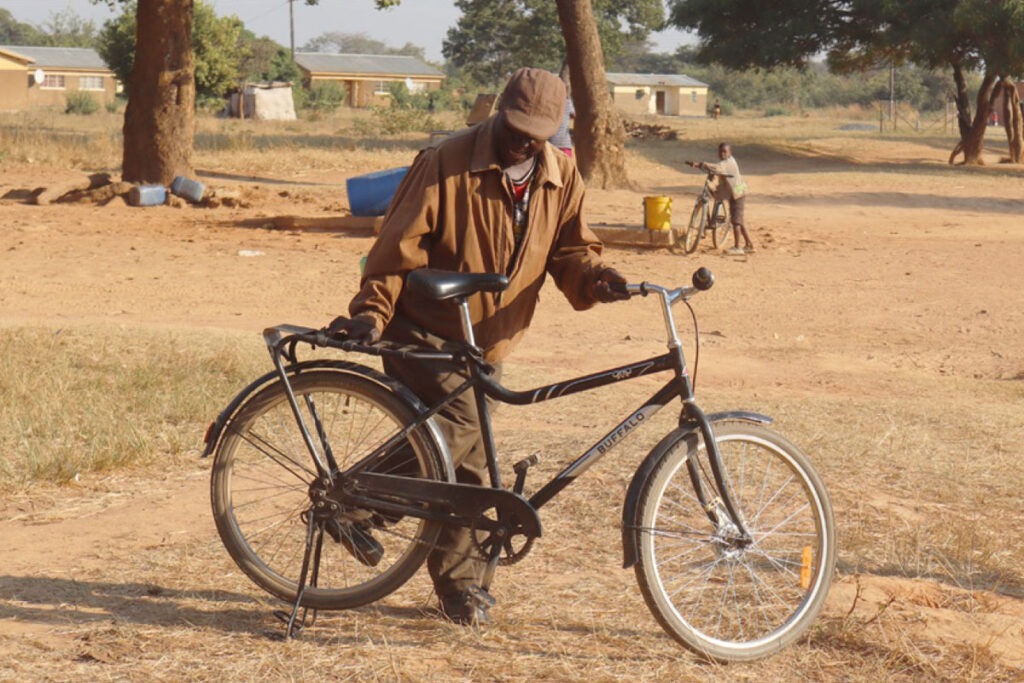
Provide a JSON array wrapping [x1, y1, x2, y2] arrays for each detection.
[[0, 327, 263, 489]]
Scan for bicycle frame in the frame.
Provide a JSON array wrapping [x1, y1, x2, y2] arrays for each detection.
[[258, 279, 752, 549]]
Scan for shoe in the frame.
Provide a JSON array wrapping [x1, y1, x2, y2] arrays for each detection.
[[726, 247, 745, 255], [324, 519, 384, 567], [438, 591, 491, 626]]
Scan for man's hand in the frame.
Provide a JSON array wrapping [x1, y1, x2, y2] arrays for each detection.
[[326, 315, 381, 344], [592, 267, 630, 303], [685, 160, 705, 170]]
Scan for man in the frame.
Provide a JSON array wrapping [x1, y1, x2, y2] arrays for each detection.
[[686, 142, 754, 253], [329, 68, 628, 625]]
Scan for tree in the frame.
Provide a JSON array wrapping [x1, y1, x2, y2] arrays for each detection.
[[0, 8, 45, 45], [668, 0, 1024, 165], [119, 0, 195, 185], [443, 0, 663, 87], [302, 31, 426, 60], [38, 8, 99, 48], [556, 0, 630, 188], [99, 1, 247, 104]]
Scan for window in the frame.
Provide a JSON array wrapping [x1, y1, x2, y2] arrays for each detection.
[[374, 80, 390, 95], [691, 90, 698, 103], [635, 89, 645, 100], [42, 74, 66, 89], [80, 76, 104, 91]]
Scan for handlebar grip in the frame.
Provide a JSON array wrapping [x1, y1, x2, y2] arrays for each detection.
[[609, 281, 629, 295], [692, 267, 714, 291]]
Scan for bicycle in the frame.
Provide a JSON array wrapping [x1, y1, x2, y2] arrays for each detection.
[[203, 267, 836, 662], [677, 169, 732, 254]]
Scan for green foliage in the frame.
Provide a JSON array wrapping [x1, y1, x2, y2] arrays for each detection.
[[37, 8, 99, 48], [64, 91, 100, 115], [1, 6, 97, 47], [98, 1, 287, 104], [193, 1, 245, 106], [303, 81, 347, 111], [443, 0, 664, 88], [302, 31, 426, 60], [96, 3, 135, 89], [0, 7, 44, 45]]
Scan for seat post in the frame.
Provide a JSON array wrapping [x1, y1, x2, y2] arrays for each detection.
[[454, 297, 477, 347]]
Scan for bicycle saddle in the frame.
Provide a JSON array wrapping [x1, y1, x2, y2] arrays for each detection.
[[406, 269, 509, 301]]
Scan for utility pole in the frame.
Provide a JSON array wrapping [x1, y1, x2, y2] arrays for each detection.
[[289, 0, 296, 60]]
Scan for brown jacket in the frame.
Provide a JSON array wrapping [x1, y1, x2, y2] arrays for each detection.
[[349, 115, 606, 362]]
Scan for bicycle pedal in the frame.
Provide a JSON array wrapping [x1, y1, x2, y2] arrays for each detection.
[[513, 454, 540, 474], [465, 584, 497, 608]]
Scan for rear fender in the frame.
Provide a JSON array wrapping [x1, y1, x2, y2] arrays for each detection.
[[619, 410, 772, 569], [201, 360, 455, 482]]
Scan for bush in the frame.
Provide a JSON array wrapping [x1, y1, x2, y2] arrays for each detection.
[[303, 82, 347, 112], [65, 92, 99, 115]]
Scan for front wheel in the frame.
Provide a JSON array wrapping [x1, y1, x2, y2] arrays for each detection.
[[679, 202, 706, 254], [635, 423, 836, 662], [210, 369, 447, 610]]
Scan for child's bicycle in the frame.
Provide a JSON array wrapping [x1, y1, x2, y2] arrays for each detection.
[[202, 267, 836, 662], [677, 167, 732, 254]]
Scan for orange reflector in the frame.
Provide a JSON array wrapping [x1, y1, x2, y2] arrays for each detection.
[[800, 546, 812, 589]]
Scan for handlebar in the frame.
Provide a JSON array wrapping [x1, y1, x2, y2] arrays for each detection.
[[609, 267, 714, 303]]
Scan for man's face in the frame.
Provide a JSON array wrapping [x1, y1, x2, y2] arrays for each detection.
[[718, 145, 731, 160], [495, 113, 546, 167]]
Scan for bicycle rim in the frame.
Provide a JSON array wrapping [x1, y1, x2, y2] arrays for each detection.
[[636, 423, 836, 661], [211, 370, 445, 610], [711, 204, 732, 249]]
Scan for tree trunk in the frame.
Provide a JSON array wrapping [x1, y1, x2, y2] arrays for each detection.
[[122, 0, 195, 184], [555, 0, 630, 189], [1000, 78, 1023, 164], [950, 61, 972, 140], [950, 71, 997, 166]]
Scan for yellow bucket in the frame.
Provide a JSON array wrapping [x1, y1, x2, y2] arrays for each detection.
[[643, 195, 671, 231]]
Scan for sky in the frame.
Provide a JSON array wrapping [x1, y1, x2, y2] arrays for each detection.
[[2, 0, 695, 63]]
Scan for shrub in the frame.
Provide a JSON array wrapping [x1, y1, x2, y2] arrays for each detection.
[[304, 82, 347, 112], [65, 92, 99, 115]]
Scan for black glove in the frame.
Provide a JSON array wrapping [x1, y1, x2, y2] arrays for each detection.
[[592, 267, 630, 303], [326, 315, 381, 344]]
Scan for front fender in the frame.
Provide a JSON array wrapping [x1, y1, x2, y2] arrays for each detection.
[[619, 410, 772, 569], [201, 360, 455, 482]]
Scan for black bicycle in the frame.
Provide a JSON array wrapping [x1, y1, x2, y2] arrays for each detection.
[[203, 267, 836, 662], [678, 169, 731, 254]]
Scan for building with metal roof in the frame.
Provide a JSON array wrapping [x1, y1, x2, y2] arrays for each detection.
[[605, 72, 710, 117], [293, 52, 444, 108], [0, 45, 117, 111]]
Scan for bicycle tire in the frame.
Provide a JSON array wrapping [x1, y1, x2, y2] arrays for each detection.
[[635, 422, 836, 662], [710, 202, 732, 250], [680, 203, 706, 254], [211, 369, 447, 610]]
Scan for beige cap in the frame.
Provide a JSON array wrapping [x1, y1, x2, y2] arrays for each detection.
[[498, 68, 567, 140]]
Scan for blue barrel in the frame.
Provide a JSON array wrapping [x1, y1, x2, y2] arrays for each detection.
[[171, 175, 205, 203], [129, 184, 167, 206], [346, 167, 409, 217]]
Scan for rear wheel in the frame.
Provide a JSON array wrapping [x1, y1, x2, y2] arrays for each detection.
[[710, 201, 732, 249], [211, 370, 447, 610], [635, 423, 836, 661]]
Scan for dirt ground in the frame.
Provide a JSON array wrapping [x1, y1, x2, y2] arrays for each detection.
[[1, 121, 1023, 680]]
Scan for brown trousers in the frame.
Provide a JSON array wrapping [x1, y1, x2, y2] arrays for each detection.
[[382, 314, 502, 598]]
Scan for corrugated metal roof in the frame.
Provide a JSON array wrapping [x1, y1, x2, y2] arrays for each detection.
[[294, 52, 443, 78], [0, 45, 110, 71], [606, 72, 708, 88]]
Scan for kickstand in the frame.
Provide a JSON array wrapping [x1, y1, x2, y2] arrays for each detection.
[[272, 509, 323, 640]]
